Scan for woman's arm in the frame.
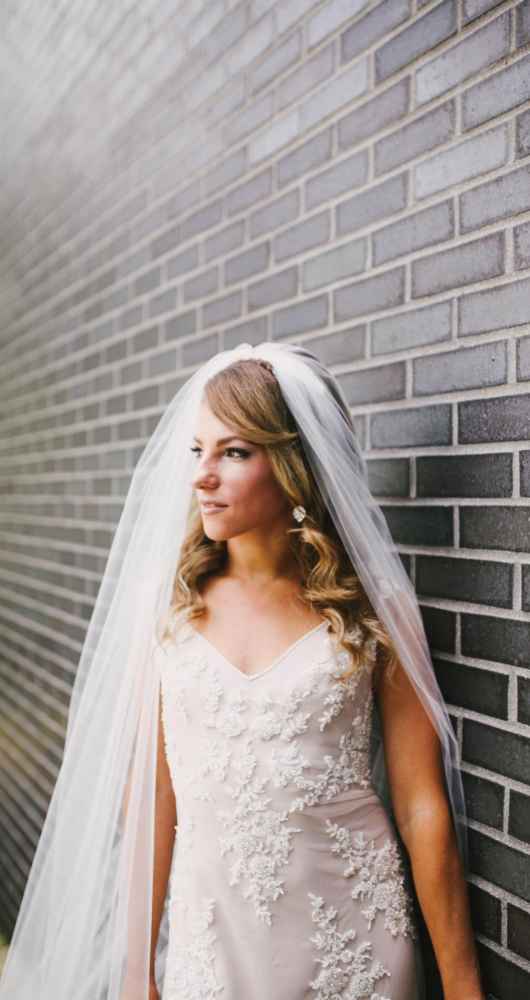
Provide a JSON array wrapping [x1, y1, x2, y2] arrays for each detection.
[[149, 690, 178, 992], [374, 654, 484, 1000]]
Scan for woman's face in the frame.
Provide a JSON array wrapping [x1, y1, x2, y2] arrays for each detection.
[[191, 400, 290, 540]]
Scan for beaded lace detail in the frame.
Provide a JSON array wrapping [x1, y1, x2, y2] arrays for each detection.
[[164, 896, 224, 1000], [325, 820, 417, 939], [308, 893, 391, 1000]]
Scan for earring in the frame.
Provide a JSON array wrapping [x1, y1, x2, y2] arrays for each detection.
[[292, 505, 307, 523]]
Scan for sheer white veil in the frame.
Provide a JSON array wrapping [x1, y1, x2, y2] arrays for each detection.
[[0, 340, 467, 999]]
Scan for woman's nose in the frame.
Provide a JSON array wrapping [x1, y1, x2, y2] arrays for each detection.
[[192, 460, 219, 489]]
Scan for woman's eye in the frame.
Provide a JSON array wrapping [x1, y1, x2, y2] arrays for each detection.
[[189, 446, 250, 459]]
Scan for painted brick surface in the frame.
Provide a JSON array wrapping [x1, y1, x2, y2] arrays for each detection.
[[1, 1, 529, 995]]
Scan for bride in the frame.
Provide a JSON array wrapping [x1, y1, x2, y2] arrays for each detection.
[[0, 341, 484, 1000]]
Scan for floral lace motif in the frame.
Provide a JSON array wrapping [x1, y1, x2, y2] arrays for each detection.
[[164, 896, 224, 1000], [325, 820, 417, 940], [159, 618, 380, 928], [308, 893, 391, 1000], [216, 743, 303, 926]]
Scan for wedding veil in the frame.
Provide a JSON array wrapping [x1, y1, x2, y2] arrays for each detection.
[[0, 340, 467, 999]]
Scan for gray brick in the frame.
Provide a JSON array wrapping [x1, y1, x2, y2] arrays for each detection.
[[514, 220, 530, 271], [182, 333, 220, 367], [272, 294, 328, 339], [414, 341, 507, 396], [202, 290, 243, 328], [167, 245, 199, 280], [416, 12, 510, 105], [133, 267, 161, 296], [341, 0, 409, 65], [516, 107, 530, 159], [164, 310, 196, 342], [463, 53, 530, 131], [461, 166, 530, 233], [225, 242, 270, 285], [414, 125, 508, 200], [148, 347, 177, 377], [224, 315, 268, 351], [249, 108, 300, 164], [459, 276, 530, 336], [227, 92, 274, 145], [225, 169, 272, 217], [180, 199, 224, 241], [148, 287, 177, 318], [463, 613, 530, 669], [412, 232, 505, 298], [366, 458, 410, 497], [132, 326, 159, 354], [371, 404, 452, 448], [277, 41, 334, 113], [520, 451, 530, 497], [274, 211, 331, 262], [461, 507, 530, 554], [374, 100, 455, 176], [250, 190, 300, 239], [459, 394, 530, 443], [300, 59, 369, 132], [120, 305, 143, 331], [338, 78, 410, 149], [417, 453, 512, 498], [463, 0, 505, 24], [303, 236, 367, 292], [372, 300, 452, 356], [384, 505, 453, 546], [278, 129, 333, 188], [334, 266, 405, 322], [517, 334, 530, 380], [306, 149, 368, 211], [205, 222, 246, 263], [203, 149, 247, 197], [251, 31, 302, 95], [166, 180, 202, 222], [248, 267, 298, 311], [337, 173, 408, 237], [275, 0, 316, 33], [183, 266, 219, 303], [339, 361, 406, 405], [220, 11, 275, 79], [375, 0, 457, 83], [307, 0, 370, 48], [517, 0, 530, 46], [301, 326, 366, 365], [151, 223, 180, 260], [373, 199, 454, 266], [417, 555, 512, 607]]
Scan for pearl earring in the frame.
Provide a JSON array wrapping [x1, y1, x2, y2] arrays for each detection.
[[292, 505, 307, 523]]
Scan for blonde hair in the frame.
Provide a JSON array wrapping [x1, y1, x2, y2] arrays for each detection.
[[162, 357, 398, 685]]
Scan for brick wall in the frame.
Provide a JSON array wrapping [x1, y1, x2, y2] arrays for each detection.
[[1, 1, 529, 996]]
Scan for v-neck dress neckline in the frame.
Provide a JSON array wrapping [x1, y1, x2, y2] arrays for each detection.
[[187, 619, 328, 682]]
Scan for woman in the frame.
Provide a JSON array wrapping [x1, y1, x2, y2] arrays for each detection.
[[0, 342, 483, 1000]]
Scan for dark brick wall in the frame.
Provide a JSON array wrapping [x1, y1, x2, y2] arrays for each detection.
[[1, 1, 529, 995]]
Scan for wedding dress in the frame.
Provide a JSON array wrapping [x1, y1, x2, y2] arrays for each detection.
[[155, 611, 423, 1000]]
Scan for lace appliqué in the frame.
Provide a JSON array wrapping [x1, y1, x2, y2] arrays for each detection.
[[288, 726, 373, 813], [164, 896, 224, 1000], [308, 893, 391, 1000], [325, 820, 417, 940], [161, 615, 378, 928], [216, 744, 303, 926]]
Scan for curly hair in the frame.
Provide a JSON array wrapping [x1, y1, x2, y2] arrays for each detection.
[[161, 356, 398, 686]]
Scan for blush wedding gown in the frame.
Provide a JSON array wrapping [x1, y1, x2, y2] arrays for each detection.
[[154, 611, 423, 1000]]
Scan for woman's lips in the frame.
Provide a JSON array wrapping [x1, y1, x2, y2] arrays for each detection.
[[201, 503, 227, 514]]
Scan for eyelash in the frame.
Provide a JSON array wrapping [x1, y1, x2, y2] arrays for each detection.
[[190, 446, 250, 460]]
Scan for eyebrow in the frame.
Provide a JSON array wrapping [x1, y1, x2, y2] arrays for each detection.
[[192, 435, 247, 445]]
